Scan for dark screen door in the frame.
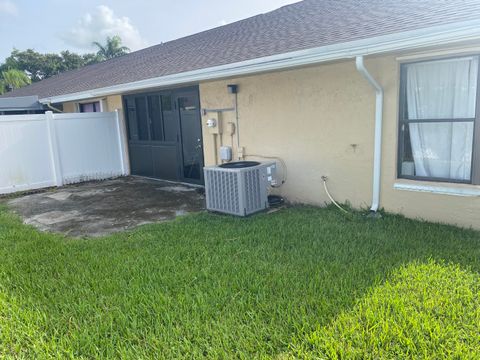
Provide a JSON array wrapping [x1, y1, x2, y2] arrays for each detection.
[[125, 86, 203, 185], [177, 91, 204, 184]]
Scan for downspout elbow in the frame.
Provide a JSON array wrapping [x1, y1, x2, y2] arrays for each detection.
[[45, 102, 63, 113], [355, 56, 383, 93]]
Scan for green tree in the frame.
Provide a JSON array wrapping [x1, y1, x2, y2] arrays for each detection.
[[58, 51, 101, 72], [0, 69, 31, 94], [93, 36, 130, 60], [0, 49, 101, 82], [0, 36, 127, 86]]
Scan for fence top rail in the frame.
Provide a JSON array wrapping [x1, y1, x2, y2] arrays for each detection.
[[0, 114, 46, 123], [0, 111, 117, 123], [53, 112, 116, 120]]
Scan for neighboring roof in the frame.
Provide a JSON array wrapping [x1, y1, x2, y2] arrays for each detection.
[[3, 0, 480, 100], [0, 95, 43, 111]]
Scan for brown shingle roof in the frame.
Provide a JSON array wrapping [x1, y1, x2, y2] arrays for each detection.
[[4, 0, 480, 99]]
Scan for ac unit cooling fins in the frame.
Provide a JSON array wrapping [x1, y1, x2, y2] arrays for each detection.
[[204, 161, 275, 216]]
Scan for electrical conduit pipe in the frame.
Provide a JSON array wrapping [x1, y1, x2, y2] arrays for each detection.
[[355, 56, 384, 213]]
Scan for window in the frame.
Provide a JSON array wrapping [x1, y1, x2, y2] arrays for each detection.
[[398, 56, 480, 184], [79, 101, 101, 113]]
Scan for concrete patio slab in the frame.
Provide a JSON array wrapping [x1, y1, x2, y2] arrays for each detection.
[[6, 177, 205, 237]]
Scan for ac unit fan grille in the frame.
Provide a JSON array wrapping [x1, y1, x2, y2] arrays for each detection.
[[205, 170, 240, 214]]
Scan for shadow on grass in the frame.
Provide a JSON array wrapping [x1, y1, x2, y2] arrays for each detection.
[[0, 204, 479, 358]]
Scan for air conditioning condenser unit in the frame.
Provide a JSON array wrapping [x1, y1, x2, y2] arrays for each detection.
[[204, 161, 276, 216]]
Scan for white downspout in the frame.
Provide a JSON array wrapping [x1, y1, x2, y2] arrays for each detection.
[[355, 56, 384, 213]]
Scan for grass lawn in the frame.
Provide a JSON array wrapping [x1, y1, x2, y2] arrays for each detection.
[[0, 204, 479, 359]]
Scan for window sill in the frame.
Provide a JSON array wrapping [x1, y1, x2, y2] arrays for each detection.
[[394, 180, 480, 197]]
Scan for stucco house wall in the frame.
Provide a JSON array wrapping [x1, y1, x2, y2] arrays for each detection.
[[199, 51, 480, 229], [62, 102, 76, 113]]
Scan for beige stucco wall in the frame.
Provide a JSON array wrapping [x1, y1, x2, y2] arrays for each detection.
[[199, 53, 480, 229], [62, 95, 123, 113], [62, 102, 76, 113], [104, 95, 124, 112]]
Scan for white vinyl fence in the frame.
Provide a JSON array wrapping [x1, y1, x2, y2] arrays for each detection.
[[0, 111, 129, 195]]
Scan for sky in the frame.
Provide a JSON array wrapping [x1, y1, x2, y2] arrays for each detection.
[[0, 0, 300, 61]]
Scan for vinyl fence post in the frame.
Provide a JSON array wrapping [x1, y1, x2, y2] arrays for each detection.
[[114, 109, 127, 175], [46, 111, 63, 187]]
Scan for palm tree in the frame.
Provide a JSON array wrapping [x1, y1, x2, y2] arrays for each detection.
[[93, 36, 130, 60], [0, 69, 31, 94]]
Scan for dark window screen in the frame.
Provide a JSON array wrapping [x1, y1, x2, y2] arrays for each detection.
[[135, 97, 150, 141], [162, 95, 177, 142], [79, 101, 100, 113], [148, 96, 164, 141]]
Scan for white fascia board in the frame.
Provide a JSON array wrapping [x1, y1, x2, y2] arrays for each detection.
[[40, 19, 480, 104]]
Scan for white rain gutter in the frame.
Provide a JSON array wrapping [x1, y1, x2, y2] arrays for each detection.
[[356, 56, 383, 213], [39, 19, 480, 104]]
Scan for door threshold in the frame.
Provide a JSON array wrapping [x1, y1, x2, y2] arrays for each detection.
[[131, 175, 205, 188]]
